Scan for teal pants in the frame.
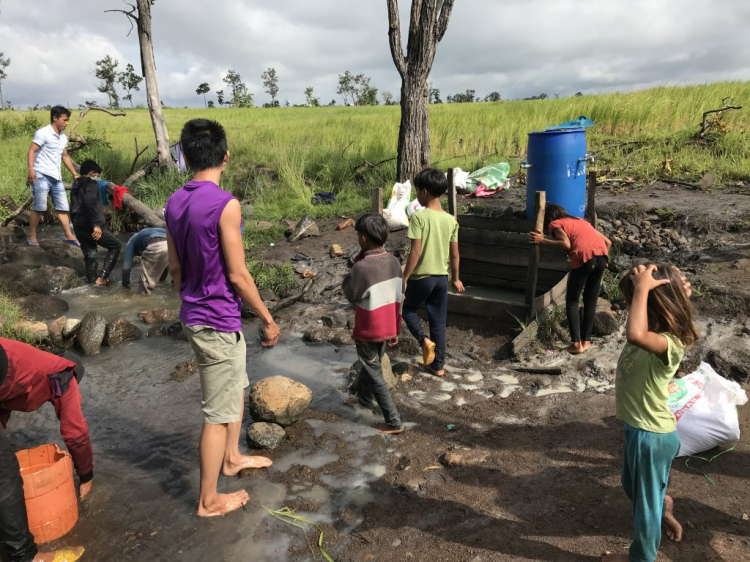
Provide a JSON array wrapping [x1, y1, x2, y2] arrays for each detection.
[[621, 424, 680, 562]]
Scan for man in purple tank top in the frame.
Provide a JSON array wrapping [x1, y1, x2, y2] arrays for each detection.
[[165, 119, 280, 517]]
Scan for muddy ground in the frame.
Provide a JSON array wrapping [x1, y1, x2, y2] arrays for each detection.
[[5, 182, 750, 561]]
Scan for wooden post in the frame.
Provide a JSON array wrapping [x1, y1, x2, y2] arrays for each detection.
[[371, 187, 383, 215], [586, 170, 597, 228], [447, 167, 457, 218], [525, 191, 546, 306]]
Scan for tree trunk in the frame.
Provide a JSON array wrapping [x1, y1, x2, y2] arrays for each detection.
[[136, 0, 172, 169], [397, 77, 430, 182]]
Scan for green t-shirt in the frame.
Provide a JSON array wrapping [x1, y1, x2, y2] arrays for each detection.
[[615, 333, 684, 433], [407, 209, 459, 279]]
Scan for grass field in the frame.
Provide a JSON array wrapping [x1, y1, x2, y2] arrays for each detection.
[[1, 81, 748, 239]]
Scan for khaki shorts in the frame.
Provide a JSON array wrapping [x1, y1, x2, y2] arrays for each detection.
[[182, 323, 248, 424]]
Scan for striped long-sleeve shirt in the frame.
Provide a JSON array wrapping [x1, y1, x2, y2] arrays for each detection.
[[342, 250, 403, 342]]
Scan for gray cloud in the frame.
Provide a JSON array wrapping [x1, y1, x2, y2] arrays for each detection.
[[1, 0, 748, 109]]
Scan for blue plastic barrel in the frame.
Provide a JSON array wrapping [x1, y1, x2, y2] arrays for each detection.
[[523, 129, 590, 219]]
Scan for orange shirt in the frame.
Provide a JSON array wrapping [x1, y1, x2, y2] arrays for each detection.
[[548, 217, 608, 269]]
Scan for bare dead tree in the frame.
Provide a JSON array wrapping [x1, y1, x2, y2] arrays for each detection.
[[698, 97, 742, 139], [386, 0, 455, 182], [106, 1, 173, 168]]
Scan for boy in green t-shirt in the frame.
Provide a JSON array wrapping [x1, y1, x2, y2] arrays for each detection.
[[402, 168, 465, 376]]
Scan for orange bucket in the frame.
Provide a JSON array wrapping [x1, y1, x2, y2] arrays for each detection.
[[15, 444, 79, 544]]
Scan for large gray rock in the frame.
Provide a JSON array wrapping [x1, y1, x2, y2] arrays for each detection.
[[248, 376, 313, 427], [350, 353, 397, 391], [104, 318, 141, 346], [288, 215, 320, 243], [0, 226, 25, 253], [26, 265, 82, 295], [62, 319, 81, 339], [9, 240, 85, 275], [592, 298, 619, 336], [246, 422, 286, 449], [77, 312, 107, 356], [303, 326, 353, 346], [16, 295, 69, 321], [47, 316, 75, 349]]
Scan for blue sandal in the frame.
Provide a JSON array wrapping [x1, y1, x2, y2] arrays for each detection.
[[62, 238, 81, 247], [25, 238, 40, 246]]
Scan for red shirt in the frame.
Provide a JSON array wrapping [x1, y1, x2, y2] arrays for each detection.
[[548, 217, 608, 269], [0, 338, 93, 480]]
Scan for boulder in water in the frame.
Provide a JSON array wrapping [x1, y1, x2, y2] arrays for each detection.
[[104, 318, 141, 346], [246, 422, 286, 449], [62, 318, 81, 339], [77, 312, 107, 356], [47, 316, 75, 349], [248, 376, 313, 427], [349, 353, 397, 391], [288, 215, 319, 243]]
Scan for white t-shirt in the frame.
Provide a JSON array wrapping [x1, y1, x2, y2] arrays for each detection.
[[32, 124, 68, 181]]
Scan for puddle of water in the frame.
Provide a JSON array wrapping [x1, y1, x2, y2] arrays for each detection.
[[459, 384, 480, 391], [476, 390, 494, 399], [408, 390, 428, 400], [431, 393, 452, 402], [272, 449, 340, 473], [500, 385, 521, 398], [493, 414, 526, 425], [535, 386, 574, 397], [465, 372, 484, 382], [439, 382, 457, 392], [455, 397, 467, 406], [576, 382, 587, 392], [493, 374, 519, 385]]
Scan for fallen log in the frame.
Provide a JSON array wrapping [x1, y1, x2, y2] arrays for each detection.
[[104, 184, 165, 228], [1, 195, 32, 227]]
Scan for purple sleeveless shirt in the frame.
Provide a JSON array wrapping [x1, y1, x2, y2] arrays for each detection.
[[165, 180, 242, 332]]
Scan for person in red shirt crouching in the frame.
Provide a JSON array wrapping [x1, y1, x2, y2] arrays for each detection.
[[529, 204, 612, 355], [0, 338, 94, 499]]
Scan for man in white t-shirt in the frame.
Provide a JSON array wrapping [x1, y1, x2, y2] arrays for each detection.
[[26, 105, 80, 246]]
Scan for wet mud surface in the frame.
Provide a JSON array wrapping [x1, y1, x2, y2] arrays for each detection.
[[5, 182, 750, 561]]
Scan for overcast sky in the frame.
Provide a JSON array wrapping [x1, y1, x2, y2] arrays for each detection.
[[1, 0, 749, 109]]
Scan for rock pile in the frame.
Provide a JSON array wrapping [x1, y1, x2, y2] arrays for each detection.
[[599, 217, 689, 258]]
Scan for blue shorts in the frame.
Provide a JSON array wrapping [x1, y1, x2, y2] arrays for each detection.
[[31, 173, 69, 212]]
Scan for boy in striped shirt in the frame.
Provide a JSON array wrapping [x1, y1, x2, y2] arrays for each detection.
[[342, 214, 404, 434]]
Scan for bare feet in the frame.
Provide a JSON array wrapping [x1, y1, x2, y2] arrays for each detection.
[[422, 338, 436, 367], [663, 494, 683, 542], [565, 342, 586, 355], [601, 552, 629, 562], [373, 423, 404, 434], [197, 490, 250, 517], [79, 480, 93, 500], [583, 341, 592, 350], [222, 454, 273, 476], [95, 277, 108, 286]]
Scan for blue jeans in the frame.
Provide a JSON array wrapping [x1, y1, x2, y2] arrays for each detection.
[[355, 341, 401, 429], [31, 173, 69, 212], [402, 275, 448, 370], [621, 424, 680, 562]]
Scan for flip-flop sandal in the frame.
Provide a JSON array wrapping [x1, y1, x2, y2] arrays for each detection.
[[25, 238, 40, 246], [62, 238, 81, 247], [373, 424, 404, 434], [422, 340, 436, 367], [427, 367, 446, 377]]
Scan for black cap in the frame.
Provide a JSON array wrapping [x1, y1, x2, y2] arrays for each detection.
[[0, 343, 7, 387]]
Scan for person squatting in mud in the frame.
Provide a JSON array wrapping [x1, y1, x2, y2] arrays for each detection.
[[602, 263, 698, 562], [0, 339, 94, 500], [165, 118, 280, 517], [121, 227, 169, 294], [401, 168, 465, 377], [529, 203, 612, 355], [70, 159, 122, 286], [342, 213, 405, 434]]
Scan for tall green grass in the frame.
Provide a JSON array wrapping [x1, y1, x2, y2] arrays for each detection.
[[1, 81, 748, 230]]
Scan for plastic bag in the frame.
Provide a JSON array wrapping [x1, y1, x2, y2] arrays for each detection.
[[406, 198, 424, 217], [449, 168, 470, 192], [383, 181, 411, 230], [668, 362, 747, 457], [546, 115, 595, 131], [465, 163, 510, 194]]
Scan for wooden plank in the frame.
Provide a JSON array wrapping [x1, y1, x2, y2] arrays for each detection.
[[446, 312, 523, 335], [531, 272, 569, 316], [371, 187, 383, 215], [459, 228, 567, 262], [447, 168, 457, 218], [462, 273, 553, 293], [461, 259, 566, 286], [457, 214, 534, 233], [446, 293, 528, 322], [526, 191, 546, 305], [459, 242, 568, 271], [586, 170, 597, 228]]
